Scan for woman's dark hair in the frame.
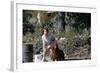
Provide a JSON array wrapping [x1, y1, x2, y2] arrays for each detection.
[[41, 27, 49, 35], [44, 27, 49, 33]]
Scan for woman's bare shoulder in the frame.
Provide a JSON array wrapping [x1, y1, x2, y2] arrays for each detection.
[[42, 35, 45, 39]]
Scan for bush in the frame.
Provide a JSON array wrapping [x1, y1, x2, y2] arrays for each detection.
[[60, 34, 90, 59]]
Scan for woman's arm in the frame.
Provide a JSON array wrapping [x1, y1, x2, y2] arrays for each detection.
[[43, 39, 46, 49], [42, 36, 46, 50]]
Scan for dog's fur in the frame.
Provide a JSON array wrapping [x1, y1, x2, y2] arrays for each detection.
[[50, 43, 65, 61]]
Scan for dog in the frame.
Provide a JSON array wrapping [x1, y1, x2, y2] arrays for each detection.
[[49, 43, 65, 61]]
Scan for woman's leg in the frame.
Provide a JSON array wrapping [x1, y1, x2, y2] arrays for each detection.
[[43, 49, 46, 61]]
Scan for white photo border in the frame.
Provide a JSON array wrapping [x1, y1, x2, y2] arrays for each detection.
[[11, 1, 97, 71]]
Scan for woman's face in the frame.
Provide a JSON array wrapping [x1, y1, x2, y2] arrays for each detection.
[[44, 29, 48, 35]]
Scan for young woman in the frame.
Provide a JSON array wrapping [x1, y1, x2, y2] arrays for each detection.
[[42, 28, 52, 61]]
